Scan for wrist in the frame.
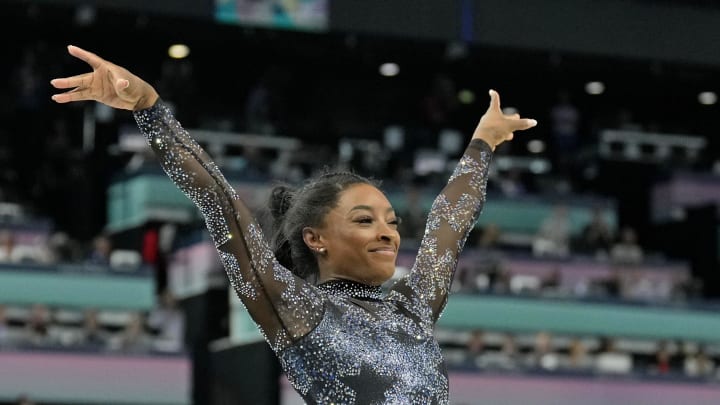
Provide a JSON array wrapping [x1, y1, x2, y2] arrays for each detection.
[[472, 133, 497, 151], [470, 137, 494, 153], [134, 90, 160, 111]]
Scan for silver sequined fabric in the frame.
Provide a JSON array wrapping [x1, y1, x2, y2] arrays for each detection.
[[134, 101, 492, 404]]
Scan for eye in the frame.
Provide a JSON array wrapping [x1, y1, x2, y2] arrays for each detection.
[[355, 216, 373, 224], [388, 217, 401, 227]]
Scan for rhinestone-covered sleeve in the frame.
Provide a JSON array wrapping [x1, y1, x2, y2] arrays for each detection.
[[133, 101, 324, 352], [390, 139, 492, 322]]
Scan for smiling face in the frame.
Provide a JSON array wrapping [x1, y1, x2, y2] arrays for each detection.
[[309, 183, 401, 285]]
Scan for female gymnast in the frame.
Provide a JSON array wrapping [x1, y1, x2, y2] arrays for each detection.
[[51, 45, 536, 404]]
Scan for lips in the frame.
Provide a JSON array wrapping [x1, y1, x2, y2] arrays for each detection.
[[369, 246, 396, 256]]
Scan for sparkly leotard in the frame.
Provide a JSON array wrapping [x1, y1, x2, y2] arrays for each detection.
[[134, 101, 492, 404]]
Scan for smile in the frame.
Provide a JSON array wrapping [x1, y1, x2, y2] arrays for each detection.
[[369, 247, 396, 256]]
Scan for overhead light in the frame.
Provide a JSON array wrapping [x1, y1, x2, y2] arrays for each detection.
[[168, 44, 190, 59], [529, 159, 551, 174], [379, 63, 399, 77], [527, 139, 545, 154], [698, 91, 717, 105], [74, 4, 96, 26], [458, 89, 475, 104], [585, 81, 605, 95]]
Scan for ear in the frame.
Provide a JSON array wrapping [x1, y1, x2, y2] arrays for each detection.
[[302, 227, 324, 252]]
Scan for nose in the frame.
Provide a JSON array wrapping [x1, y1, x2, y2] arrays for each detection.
[[377, 223, 397, 242]]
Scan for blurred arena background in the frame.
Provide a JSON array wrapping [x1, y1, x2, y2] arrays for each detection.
[[0, 0, 719, 404]]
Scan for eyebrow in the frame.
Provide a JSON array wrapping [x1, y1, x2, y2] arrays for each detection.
[[348, 205, 395, 214]]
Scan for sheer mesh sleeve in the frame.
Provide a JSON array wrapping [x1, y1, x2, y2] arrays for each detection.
[[390, 139, 492, 322], [133, 101, 325, 352]]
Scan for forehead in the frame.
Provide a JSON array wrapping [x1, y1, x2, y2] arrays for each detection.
[[336, 183, 393, 211]]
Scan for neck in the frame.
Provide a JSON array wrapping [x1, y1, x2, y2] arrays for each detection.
[[317, 279, 383, 300]]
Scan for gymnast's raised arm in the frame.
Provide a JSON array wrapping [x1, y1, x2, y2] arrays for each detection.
[[51, 45, 324, 352]]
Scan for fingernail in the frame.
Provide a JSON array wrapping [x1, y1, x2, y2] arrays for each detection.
[[529, 119, 538, 126]]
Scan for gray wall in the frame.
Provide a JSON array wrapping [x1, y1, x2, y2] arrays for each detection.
[[331, 0, 720, 67]]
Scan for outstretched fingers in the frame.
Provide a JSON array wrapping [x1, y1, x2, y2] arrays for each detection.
[[67, 45, 105, 69], [51, 88, 94, 104], [512, 117, 538, 131], [50, 73, 94, 90], [492, 93, 537, 132], [487, 89, 503, 114]]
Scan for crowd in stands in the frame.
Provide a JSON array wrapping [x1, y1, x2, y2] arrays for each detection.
[[0, 288, 184, 355], [450, 217, 702, 304], [440, 328, 719, 381]]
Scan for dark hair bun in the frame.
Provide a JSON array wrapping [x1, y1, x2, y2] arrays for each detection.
[[269, 185, 295, 220]]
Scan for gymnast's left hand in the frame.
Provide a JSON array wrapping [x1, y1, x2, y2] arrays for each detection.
[[472, 89, 537, 151], [50, 45, 159, 111]]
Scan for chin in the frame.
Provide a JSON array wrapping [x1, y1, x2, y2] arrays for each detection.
[[377, 267, 397, 283], [363, 268, 395, 285]]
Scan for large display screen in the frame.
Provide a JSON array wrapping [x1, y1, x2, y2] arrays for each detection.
[[215, 0, 328, 31]]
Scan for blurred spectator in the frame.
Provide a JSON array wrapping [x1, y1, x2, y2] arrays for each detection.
[[610, 226, 644, 265], [240, 145, 273, 180], [532, 204, 571, 258], [476, 333, 519, 370], [24, 303, 53, 347], [497, 168, 527, 198], [565, 338, 593, 371], [457, 224, 506, 293], [589, 268, 622, 298], [397, 185, 426, 244], [243, 65, 292, 136], [526, 331, 560, 371], [12, 46, 45, 113], [148, 289, 186, 353], [594, 337, 633, 374], [549, 90, 581, 174], [466, 329, 485, 356], [540, 267, 565, 297], [417, 73, 460, 150], [0, 229, 17, 262], [47, 231, 81, 263], [141, 225, 160, 267], [77, 309, 109, 350], [85, 233, 113, 266], [673, 276, 704, 301], [0, 229, 44, 263], [684, 344, 715, 378], [0, 304, 8, 347], [649, 340, 673, 375], [422, 73, 459, 131], [576, 206, 614, 258], [110, 312, 152, 354]]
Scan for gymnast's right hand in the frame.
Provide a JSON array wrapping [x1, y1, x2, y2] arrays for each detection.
[[51, 45, 159, 111]]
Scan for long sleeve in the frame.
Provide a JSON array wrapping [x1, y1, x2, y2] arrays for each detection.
[[390, 139, 492, 322], [133, 101, 324, 352]]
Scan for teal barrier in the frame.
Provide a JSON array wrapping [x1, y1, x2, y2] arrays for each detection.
[[107, 174, 198, 232], [0, 265, 155, 310], [439, 294, 720, 343], [107, 174, 617, 234]]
